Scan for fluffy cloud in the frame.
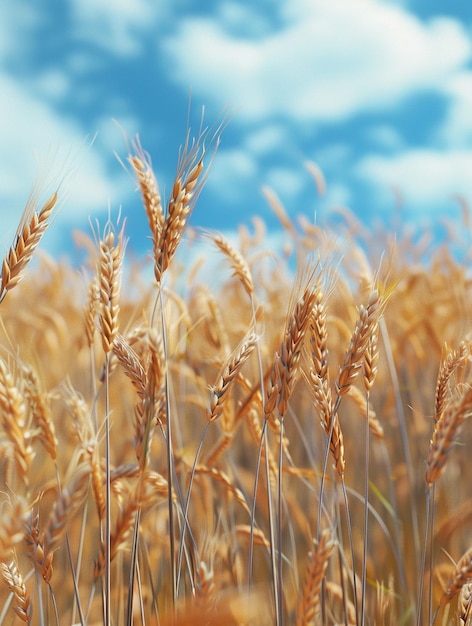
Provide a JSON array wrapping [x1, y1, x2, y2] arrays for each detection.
[[205, 148, 258, 201], [70, 0, 163, 56], [162, 0, 470, 123], [0, 2, 139, 255], [0, 72, 130, 253], [438, 72, 472, 147], [357, 148, 472, 208]]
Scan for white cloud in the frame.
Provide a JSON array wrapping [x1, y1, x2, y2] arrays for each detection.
[[243, 124, 291, 156], [205, 148, 258, 200], [0, 1, 39, 63], [216, 2, 273, 37], [0, 72, 131, 253], [356, 148, 472, 209], [70, 0, 163, 56], [0, 0, 141, 255], [365, 125, 405, 151], [162, 0, 470, 123], [438, 72, 472, 147], [265, 166, 304, 199]]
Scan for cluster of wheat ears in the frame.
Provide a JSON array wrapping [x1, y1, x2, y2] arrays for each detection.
[[1, 125, 472, 626]]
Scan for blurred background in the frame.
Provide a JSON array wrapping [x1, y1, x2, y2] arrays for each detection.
[[1, 0, 472, 261]]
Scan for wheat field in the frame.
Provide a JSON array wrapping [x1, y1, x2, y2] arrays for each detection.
[[1, 127, 472, 625]]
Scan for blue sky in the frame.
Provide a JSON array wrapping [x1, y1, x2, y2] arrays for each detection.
[[2, 0, 472, 261]]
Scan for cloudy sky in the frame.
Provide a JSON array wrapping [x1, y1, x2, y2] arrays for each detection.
[[2, 0, 472, 260]]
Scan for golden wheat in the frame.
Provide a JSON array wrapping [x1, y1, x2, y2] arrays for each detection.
[[426, 384, 472, 486], [1, 558, 31, 624], [2, 132, 472, 625], [0, 192, 57, 303], [295, 529, 334, 626]]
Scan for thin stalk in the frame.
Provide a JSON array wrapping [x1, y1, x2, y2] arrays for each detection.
[[247, 418, 267, 590], [65, 527, 85, 626], [277, 417, 284, 625], [334, 494, 350, 626], [380, 318, 420, 580], [158, 286, 177, 614], [340, 477, 359, 626], [176, 422, 210, 592], [360, 394, 370, 626], [247, 295, 266, 593], [428, 487, 435, 626], [417, 487, 431, 626], [104, 353, 111, 626], [265, 424, 280, 626], [126, 505, 142, 626], [35, 566, 45, 626], [49, 585, 59, 626]]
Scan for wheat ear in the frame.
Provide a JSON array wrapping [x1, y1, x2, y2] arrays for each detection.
[[134, 327, 166, 469], [0, 359, 32, 486], [22, 365, 57, 461], [1, 558, 31, 623], [129, 141, 164, 242], [426, 385, 472, 486], [265, 273, 320, 425], [44, 464, 90, 553], [458, 581, 472, 624], [151, 132, 211, 284], [435, 341, 469, 420], [346, 385, 384, 439], [86, 441, 105, 521], [363, 321, 380, 392], [295, 529, 334, 626], [336, 290, 383, 397], [0, 498, 26, 559], [25, 514, 54, 584], [98, 224, 125, 353], [0, 192, 57, 302], [306, 289, 346, 475], [112, 332, 147, 399], [94, 475, 157, 578], [211, 233, 254, 297], [208, 332, 258, 423], [441, 546, 472, 607], [84, 276, 99, 347]]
